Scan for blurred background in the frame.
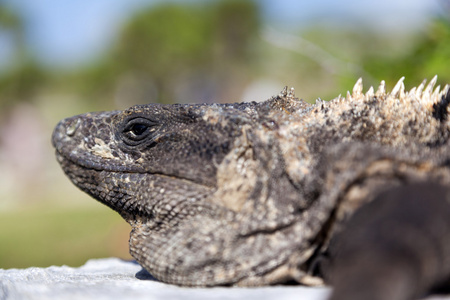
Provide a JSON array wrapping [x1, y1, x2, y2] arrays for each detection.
[[0, 0, 449, 269]]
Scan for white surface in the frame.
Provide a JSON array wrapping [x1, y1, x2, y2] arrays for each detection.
[[3, 258, 450, 300], [0, 258, 330, 300]]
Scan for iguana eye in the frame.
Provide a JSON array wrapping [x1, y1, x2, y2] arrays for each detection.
[[122, 117, 158, 145], [129, 124, 148, 136]]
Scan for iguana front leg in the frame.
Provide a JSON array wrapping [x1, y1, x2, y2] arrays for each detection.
[[327, 182, 450, 300]]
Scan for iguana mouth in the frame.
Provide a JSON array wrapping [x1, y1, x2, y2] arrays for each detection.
[[54, 148, 148, 174], [54, 148, 199, 187], [52, 115, 147, 173]]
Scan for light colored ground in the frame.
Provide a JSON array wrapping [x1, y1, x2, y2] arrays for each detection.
[[0, 258, 330, 300], [3, 258, 450, 300]]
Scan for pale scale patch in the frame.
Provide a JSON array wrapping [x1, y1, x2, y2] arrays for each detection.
[[92, 138, 116, 160]]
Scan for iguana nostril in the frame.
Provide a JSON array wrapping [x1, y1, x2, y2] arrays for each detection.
[[66, 118, 81, 136]]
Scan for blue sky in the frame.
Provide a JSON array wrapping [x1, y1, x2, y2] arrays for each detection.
[[0, 0, 443, 69]]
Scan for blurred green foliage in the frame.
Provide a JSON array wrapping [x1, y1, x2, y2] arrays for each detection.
[[0, 6, 49, 107], [0, 6, 22, 37], [71, 0, 259, 107], [0, 62, 49, 105], [0, 207, 130, 268], [363, 17, 450, 86]]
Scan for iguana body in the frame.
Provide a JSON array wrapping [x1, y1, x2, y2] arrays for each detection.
[[52, 77, 450, 299]]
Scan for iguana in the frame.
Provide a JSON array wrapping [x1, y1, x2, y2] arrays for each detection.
[[52, 76, 450, 300]]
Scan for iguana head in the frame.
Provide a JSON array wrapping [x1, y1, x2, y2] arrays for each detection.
[[55, 104, 244, 179]]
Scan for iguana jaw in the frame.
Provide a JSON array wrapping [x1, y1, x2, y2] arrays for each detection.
[[54, 151, 215, 223]]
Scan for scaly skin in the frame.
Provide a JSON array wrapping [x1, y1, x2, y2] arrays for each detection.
[[53, 77, 450, 299]]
